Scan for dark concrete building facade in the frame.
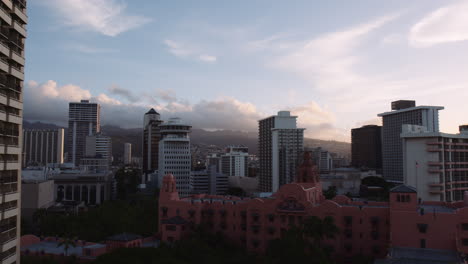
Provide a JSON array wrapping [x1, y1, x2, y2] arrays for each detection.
[[351, 125, 382, 170]]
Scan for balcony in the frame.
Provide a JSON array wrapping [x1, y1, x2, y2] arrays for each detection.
[[12, 21, 24, 37], [0, 7, 11, 26], [428, 169, 442, 173], [9, 65, 22, 80], [7, 97, 21, 110], [0, 59, 8, 73], [6, 114, 20, 124], [0, 41, 9, 58], [428, 182, 443, 187], [1, 0, 12, 10], [427, 161, 442, 166], [12, 4, 27, 24], [427, 148, 442, 152], [9, 49, 23, 65]]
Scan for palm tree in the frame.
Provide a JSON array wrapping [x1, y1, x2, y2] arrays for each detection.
[[57, 236, 77, 256]]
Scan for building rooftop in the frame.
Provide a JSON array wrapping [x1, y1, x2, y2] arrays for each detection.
[[377, 105, 444, 117], [106, 233, 142, 242], [375, 247, 461, 264], [161, 216, 189, 225], [390, 185, 417, 193], [419, 204, 455, 214]]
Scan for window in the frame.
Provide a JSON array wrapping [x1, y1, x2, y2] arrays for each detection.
[[462, 223, 468, 230], [420, 239, 426, 248], [417, 223, 428, 233], [463, 239, 468, 246]]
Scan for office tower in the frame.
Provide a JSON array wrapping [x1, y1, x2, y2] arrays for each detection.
[[142, 108, 163, 175], [378, 101, 443, 183], [85, 134, 112, 161], [258, 111, 305, 192], [0, 0, 27, 262], [67, 100, 101, 166], [206, 153, 221, 173], [22, 128, 64, 167], [158, 117, 192, 197], [123, 143, 131, 165], [351, 125, 382, 170], [401, 124, 468, 202], [220, 146, 248, 177]]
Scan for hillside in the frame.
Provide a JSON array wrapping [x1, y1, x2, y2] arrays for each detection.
[[23, 121, 350, 160]]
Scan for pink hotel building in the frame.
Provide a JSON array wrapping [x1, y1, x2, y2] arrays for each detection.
[[159, 153, 468, 262]]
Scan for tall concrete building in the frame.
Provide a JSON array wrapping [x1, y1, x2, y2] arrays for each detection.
[[258, 111, 304, 192], [67, 100, 101, 166], [123, 143, 131, 165], [191, 165, 228, 195], [378, 100, 443, 183], [22, 128, 64, 167], [142, 109, 163, 176], [220, 146, 248, 177], [158, 118, 192, 197], [351, 125, 382, 170], [402, 124, 468, 202], [0, 0, 28, 262]]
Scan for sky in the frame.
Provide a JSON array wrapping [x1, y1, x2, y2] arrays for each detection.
[[24, 0, 468, 142]]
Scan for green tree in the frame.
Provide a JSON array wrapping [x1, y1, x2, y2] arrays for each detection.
[[323, 186, 337, 199]]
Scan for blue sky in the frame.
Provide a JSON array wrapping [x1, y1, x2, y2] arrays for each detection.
[[24, 0, 468, 141]]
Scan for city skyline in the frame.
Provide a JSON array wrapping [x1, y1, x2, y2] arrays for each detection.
[[24, 0, 468, 142]]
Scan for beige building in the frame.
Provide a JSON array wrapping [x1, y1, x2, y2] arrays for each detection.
[[21, 180, 54, 223], [402, 124, 468, 202], [0, 0, 27, 262], [22, 128, 64, 167]]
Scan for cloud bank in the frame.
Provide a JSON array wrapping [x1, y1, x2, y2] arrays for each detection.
[[23, 80, 347, 141]]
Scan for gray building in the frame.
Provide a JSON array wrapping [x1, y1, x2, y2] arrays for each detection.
[[378, 100, 443, 183], [220, 146, 249, 177], [85, 133, 112, 161], [258, 111, 304, 192], [23, 128, 64, 167], [68, 100, 101, 166]]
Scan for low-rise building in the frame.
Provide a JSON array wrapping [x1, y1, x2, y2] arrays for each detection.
[[21, 180, 55, 222], [159, 152, 468, 262]]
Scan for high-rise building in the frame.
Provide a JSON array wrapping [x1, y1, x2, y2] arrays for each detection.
[[158, 117, 192, 197], [22, 128, 64, 167], [351, 125, 382, 170], [142, 109, 163, 175], [123, 143, 132, 165], [258, 111, 304, 192], [0, 0, 28, 262], [220, 146, 248, 177], [67, 100, 101, 166], [401, 124, 468, 202], [378, 101, 443, 183]]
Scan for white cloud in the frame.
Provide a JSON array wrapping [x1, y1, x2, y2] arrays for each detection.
[[24, 80, 342, 140], [44, 0, 151, 37], [67, 43, 118, 54], [164, 39, 217, 63], [163, 39, 192, 57], [409, 0, 468, 47], [198, 54, 217, 63]]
